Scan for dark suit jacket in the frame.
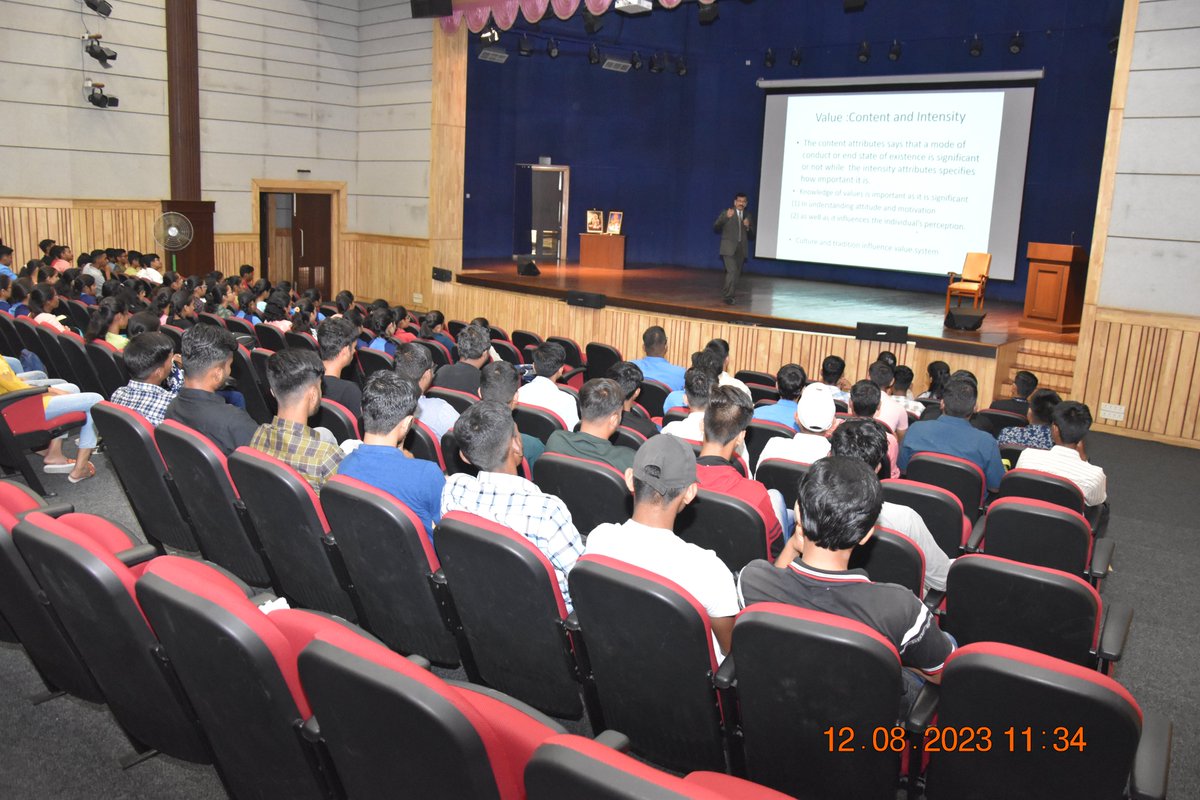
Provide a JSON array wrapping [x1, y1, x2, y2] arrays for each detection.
[[714, 209, 754, 257]]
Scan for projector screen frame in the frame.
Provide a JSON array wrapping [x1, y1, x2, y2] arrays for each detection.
[[756, 69, 1045, 92]]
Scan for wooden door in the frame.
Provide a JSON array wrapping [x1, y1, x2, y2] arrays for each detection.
[[293, 193, 331, 298]]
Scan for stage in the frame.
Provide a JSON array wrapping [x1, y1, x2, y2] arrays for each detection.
[[458, 259, 1073, 358]]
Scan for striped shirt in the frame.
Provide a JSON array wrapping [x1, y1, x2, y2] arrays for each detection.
[[1014, 445, 1107, 506], [440, 470, 584, 610], [737, 557, 954, 676]]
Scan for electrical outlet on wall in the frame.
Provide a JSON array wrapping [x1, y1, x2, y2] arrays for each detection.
[[1099, 403, 1125, 422], [412, 293, 423, 305]]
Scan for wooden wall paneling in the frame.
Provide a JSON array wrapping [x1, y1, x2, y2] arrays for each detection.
[[213, 235, 257, 273], [0, 198, 160, 263], [427, 21, 466, 297]]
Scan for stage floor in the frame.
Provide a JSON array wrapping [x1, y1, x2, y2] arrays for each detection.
[[459, 260, 1073, 356]]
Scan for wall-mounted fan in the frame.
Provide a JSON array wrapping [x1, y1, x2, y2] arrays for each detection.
[[153, 211, 194, 271]]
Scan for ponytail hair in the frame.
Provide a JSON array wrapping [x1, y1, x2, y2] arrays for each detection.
[[71, 274, 95, 299], [85, 296, 129, 342], [419, 309, 445, 339], [29, 283, 56, 316]]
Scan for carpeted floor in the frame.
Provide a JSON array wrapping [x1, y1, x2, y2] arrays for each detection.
[[0, 431, 1196, 799]]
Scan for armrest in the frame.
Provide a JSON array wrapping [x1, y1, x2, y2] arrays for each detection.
[[16, 503, 73, 520], [429, 568, 447, 587], [563, 611, 582, 633], [965, 516, 987, 553], [712, 655, 737, 690], [406, 654, 432, 671], [114, 544, 159, 567], [558, 366, 585, 384], [248, 592, 279, 606], [904, 682, 939, 734], [298, 716, 321, 743], [1096, 601, 1133, 664], [1090, 538, 1115, 579], [0, 387, 47, 408], [594, 730, 632, 752], [923, 588, 946, 612], [1129, 711, 1172, 800]]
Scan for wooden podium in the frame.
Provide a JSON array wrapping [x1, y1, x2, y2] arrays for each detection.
[[579, 234, 626, 270], [1022, 243, 1088, 333]]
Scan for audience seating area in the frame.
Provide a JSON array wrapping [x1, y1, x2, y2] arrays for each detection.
[[0, 278, 1177, 800]]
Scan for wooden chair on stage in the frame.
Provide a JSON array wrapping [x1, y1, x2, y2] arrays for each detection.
[[945, 252, 992, 314]]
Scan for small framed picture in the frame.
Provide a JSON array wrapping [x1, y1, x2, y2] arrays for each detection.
[[606, 210, 623, 235], [586, 209, 604, 234]]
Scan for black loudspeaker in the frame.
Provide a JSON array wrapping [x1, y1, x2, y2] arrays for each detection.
[[517, 260, 541, 277], [855, 322, 908, 343], [843, 0, 867, 11], [432, 267, 453, 283], [566, 290, 606, 309], [410, 0, 453, 18], [944, 309, 987, 330]]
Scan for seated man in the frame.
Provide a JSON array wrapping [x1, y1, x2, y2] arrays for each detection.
[[751, 363, 806, 431], [819, 354, 851, 404], [867, 360, 909, 440], [441, 401, 585, 609], [756, 382, 836, 469], [585, 434, 738, 659], [110, 331, 181, 426], [899, 376, 1005, 492], [335, 371, 445, 538], [479, 360, 545, 467], [830, 418, 951, 592], [317, 317, 363, 421], [703, 338, 752, 399], [890, 365, 927, 417], [991, 370, 1038, 416], [607, 361, 660, 440], [432, 323, 490, 394], [394, 342, 459, 441], [630, 325, 686, 391], [516, 341, 580, 431], [695, 386, 784, 553], [1015, 400, 1107, 507], [545, 378, 637, 473], [662, 349, 724, 412], [661, 367, 712, 442], [998, 388, 1060, 451], [251, 349, 344, 490], [843, 380, 900, 479], [738, 456, 956, 714], [165, 324, 259, 456]]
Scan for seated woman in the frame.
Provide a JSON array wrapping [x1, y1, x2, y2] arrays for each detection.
[[165, 289, 197, 329], [85, 296, 133, 350], [29, 283, 67, 332], [72, 274, 99, 306], [418, 309, 455, 354], [365, 307, 399, 356], [262, 290, 293, 332], [0, 357, 102, 483], [7, 281, 30, 317], [235, 290, 262, 325]]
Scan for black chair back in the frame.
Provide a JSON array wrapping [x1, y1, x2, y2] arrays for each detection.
[[979, 498, 1094, 577], [85, 339, 129, 397], [254, 323, 288, 352], [512, 329, 543, 354], [848, 526, 925, 598], [91, 402, 199, 552], [428, 386, 479, 414], [56, 332, 106, 395], [196, 312, 225, 328], [674, 489, 768, 573], [514, 403, 567, 443], [33, 325, 73, 382], [414, 338, 452, 368], [977, 408, 1027, 435], [662, 406, 689, 426], [0, 312, 25, 357], [585, 342, 622, 382], [744, 419, 793, 470], [285, 330, 319, 351], [610, 425, 647, 451], [547, 336, 584, 368], [532, 453, 633, 535], [635, 379, 670, 418], [755, 458, 810, 510], [905, 451, 987, 522], [881, 478, 971, 559], [160, 324, 184, 353], [14, 316, 48, 366], [405, 420, 447, 471], [64, 299, 93, 331], [996, 468, 1087, 514], [357, 346, 394, 378], [310, 398, 359, 443], [223, 315, 258, 344], [230, 344, 274, 423], [734, 370, 775, 387], [746, 384, 780, 405], [491, 339, 523, 365]]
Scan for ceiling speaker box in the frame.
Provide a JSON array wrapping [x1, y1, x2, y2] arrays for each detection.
[[944, 309, 987, 330], [410, 0, 453, 18], [566, 290, 606, 309], [517, 260, 541, 276]]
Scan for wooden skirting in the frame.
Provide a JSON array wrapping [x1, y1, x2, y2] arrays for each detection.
[[0, 198, 161, 262]]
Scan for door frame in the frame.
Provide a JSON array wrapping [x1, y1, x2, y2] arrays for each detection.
[[250, 179, 345, 289]]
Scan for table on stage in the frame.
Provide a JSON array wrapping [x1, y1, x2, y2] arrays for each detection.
[[579, 234, 626, 270]]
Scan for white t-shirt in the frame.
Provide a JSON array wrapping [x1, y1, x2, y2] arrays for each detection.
[[756, 432, 831, 470], [585, 519, 740, 661], [1014, 445, 1107, 506], [876, 501, 952, 593], [516, 375, 580, 431]]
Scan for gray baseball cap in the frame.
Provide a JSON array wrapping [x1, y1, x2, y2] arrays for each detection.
[[633, 434, 698, 493]]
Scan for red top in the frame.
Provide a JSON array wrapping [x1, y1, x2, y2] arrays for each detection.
[[695, 461, 783, 549]]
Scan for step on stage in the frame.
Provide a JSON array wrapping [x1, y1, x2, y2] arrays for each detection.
[[458, 260, 1073, 358]]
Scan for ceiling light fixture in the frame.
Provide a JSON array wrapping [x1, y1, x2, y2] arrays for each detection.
[[1009, 31, 1024, 54], [969, 34, 983, 57], [857, 40, 870, 63]]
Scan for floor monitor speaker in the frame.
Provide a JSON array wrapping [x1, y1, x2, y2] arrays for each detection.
[[566, 291, 607, 309], [517, 260, 541, 276], [944, 309, 987, 330]]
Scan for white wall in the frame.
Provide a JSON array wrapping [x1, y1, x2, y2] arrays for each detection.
[[197, 0, 433, 237], [0, 0, 169, 199], [1099, 0, 1200, 316]]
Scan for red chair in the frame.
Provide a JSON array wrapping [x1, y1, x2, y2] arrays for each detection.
[[414, 338, 453, 368], [56, 330, 106, 396], [755, 458, 810, 510], [309, 397, 359, 443], [512, 329, 543, 353], [514, 403, 567, 443], [636, 378, 671, 418], [882, 478, 972, 559], [0, 387, 86, 496], [904, 451, 987, 522], [532, 453, 633, 535], [357, 346, 394, 378], [743, 419, 794, 471], [848, 526, 927, 600], [674, 489, 768, 573], [285, 330, 319, 352], [922, 643, 1172, 800], [427, 386, 480, 414], [223, 315, 257, 343], [976, 408, 1027, 435], [491, 338, 524, 365], [734, 370, 776, 387], [86, 339, 128, 397], [547, 336, 585, 369], [967, 497, 1114, 586], [230, 344, 274, 423], [405, 419, 447, 471], [585, 342, 623, 382]]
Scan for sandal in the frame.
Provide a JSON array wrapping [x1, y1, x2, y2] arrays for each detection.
[[68, 462, 97, 484], [43, 462, 75, 474]]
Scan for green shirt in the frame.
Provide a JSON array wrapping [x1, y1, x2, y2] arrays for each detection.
[[544, 430, 636, 474]]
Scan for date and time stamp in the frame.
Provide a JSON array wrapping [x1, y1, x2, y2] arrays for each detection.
[[825, 725, 1088, 753]]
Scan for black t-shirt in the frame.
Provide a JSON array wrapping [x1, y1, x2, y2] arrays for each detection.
[[164, 388, 259, 456], [737, 558, 954, 675], [431, 362, 481, 395], [322, 375, 363, 421], [620, 410, 659, 440]]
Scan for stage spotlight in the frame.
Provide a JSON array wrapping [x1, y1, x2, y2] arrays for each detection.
[[888, 39, 901, 61], [584, 10, 604, 35], [83, 34, 117, 67], [588, 44, 601, 65], [764, 48, 775, 68], [518, 35, 533, 56], [1008, 31, 1024, 54], [86, 83, 118, 109], [649, 52, 664, 73], [630, 51, 643, 70], [675, 56, 687, 76], [547, 37, 559, 58], [698, 2, 718, 25], [790, 47, 802, 66], [968, 34, 983, 57], [480, 26, 499, 43], [1108, 36, 1119, 55], [84, 0, 113, 17], [857, 40, 870, 63]]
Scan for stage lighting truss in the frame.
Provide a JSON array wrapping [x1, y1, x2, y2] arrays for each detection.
[[83, 33, 117, 67]]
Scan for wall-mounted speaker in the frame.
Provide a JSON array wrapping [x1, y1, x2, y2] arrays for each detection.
[[944, 309, 987, 330], [566, 290, 607, 309], [411, 0, 453, 18], [843, 0, 867, 11], [432, 267, 453, 283], [855, 322, 908, 343]]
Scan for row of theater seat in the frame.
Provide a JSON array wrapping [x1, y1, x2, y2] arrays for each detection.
[[0, 481, 1172, 799]]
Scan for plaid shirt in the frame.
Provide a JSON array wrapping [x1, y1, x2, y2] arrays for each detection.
[[110, 377, 179, 427], [250, 417, 345, 490], [440, 470, 584, 610]]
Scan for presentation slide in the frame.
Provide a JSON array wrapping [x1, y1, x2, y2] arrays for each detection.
[[756, 84, 1035, 280]]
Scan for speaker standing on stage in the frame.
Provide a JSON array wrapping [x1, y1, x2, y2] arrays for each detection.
[[714, 192, 754, 305]]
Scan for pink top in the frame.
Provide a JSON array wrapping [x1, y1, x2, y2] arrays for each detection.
[[50, 259, 71, 274], [34, 313, 66, 332]]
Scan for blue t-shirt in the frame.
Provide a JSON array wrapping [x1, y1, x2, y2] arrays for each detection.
[[752, 398, 799, 431], [631, 356, 686, 391], [663, 389, 687, 413], [368, 336, 397, 357], [898, 415, 1005, 491], [336, 444, 446, 540]]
